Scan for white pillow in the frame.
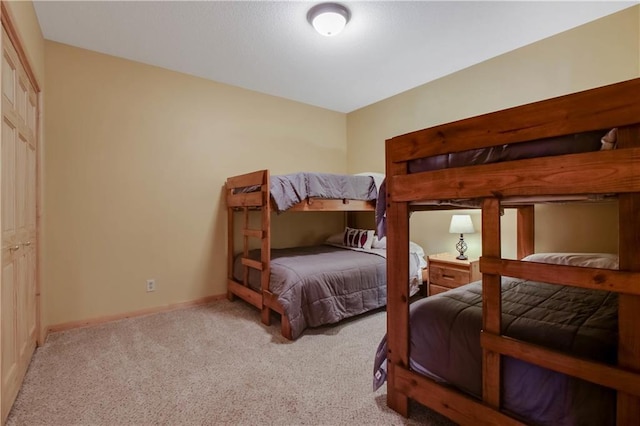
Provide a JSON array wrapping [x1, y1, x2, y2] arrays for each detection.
[[521, 252, 618, 270], [325, 232, 344, 246], [409, 241, 425, 259], [371, 236, 386, 249]]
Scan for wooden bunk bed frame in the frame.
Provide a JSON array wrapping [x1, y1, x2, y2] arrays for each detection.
[[225, 169, 375, 339], [384, 78, 640, 425]]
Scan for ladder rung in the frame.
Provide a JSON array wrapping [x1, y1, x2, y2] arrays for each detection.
[[241, 258, 263, 271], [243, 228, 264, 239]]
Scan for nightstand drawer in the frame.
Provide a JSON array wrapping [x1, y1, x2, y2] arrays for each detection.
[[429, 283, 451, 296], [429, 265, 469, 288]]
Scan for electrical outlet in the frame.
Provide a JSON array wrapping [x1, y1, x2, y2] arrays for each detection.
[[146, 279, 156, 292]]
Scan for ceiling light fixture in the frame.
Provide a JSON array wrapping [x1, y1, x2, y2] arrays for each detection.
[[307, 3, 350, 37]]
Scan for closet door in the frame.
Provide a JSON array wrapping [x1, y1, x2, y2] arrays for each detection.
[[1, 27, 37, 422]]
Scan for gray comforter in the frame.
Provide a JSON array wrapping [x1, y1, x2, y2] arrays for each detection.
[[373, 278, 617, 425], [270, 172, 377, 212], [234, 245, 386, 339]]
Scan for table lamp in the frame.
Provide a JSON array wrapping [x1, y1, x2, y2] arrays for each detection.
[[449, 214, 475, 260]]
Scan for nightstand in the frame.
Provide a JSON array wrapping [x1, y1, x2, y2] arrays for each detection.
[[427, 253, 481, 296]]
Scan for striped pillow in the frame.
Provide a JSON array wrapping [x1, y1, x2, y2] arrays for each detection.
[[343, 227, 375, 250]]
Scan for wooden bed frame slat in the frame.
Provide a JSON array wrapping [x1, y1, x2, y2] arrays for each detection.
[[242, 228, 264, 239], [394, 368, 525, 426], [515, 206, 534, 259], [225, 169, 268, 189], [481, 198, 501, 409], [240, 257, 263, 271], [388, 78, 640, 163], [285, 198, 375, 212], [227, 192, 264, 208], [616, 126, 640, 423], [390, 147, 640, 202], [481, 332, 640, 397], [227, 280, 262, 309], [480, 257, 640, 296]]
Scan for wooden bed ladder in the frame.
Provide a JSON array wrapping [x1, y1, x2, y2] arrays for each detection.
[[226, 170, 271, 324]]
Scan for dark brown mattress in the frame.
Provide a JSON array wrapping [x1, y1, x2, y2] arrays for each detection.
[[374, 278, 617, 426], [406, 130, 605, 173]]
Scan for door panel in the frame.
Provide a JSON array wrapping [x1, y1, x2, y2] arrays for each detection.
[[1, 50, 14, 106], [1, 27, 39, 422], [1, 260, 17, 394], [2, 118, 15, 237]]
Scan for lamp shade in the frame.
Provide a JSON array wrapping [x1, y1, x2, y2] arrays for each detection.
[[449, 215, 475, 234], [308, 3, 350, 36]]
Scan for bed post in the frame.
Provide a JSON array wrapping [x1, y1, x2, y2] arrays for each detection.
[[260, 171, 272, 326], [481, 197, 502, 409], [227, 190, 236, 301], [516, 205, 534, 259], [385, 147, 410, 416], [616, 125, 640, 424]]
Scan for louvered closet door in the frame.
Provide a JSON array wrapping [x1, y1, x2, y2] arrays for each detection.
[[1, 27, 37, 422]]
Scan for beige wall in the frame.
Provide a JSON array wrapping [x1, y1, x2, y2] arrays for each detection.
[[35, 5, 640, 329], [43, 41, 347, 327], [348, 7, 639, 260]]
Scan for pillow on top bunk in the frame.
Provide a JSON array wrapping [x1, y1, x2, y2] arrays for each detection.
[[343, 227, 375, 250], [600, 128, 617, 150], [521, 252, 618, 270]]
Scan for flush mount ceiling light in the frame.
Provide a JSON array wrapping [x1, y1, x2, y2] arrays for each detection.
[[307, 3, 350, 37]]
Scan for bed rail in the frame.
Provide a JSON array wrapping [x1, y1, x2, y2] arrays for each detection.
[[387, 78, 640, 164], [390, 147, 640, 202], [226, 169, 268, 208]]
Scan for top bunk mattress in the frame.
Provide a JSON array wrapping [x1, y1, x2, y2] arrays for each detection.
[[376, 129, 615, 237], [270, 172, 378, 212], [234, 172, 379, 212], [406, 129, 610, 174]]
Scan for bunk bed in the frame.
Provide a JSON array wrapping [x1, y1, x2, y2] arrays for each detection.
[[226, 170, 424, 340], [379, 78, 640, 425]]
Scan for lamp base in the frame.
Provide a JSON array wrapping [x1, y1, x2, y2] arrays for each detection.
[[455, 234, 468, 261]]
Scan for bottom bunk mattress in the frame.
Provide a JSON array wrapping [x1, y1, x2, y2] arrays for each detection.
[[234, 245, 400, 339], [373, 278, 618, 426]]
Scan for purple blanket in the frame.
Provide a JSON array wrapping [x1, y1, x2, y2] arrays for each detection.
[[270, 172, 377, 212]]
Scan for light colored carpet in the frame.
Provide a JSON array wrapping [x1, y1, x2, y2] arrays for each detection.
[[7, 300, 456, 425]]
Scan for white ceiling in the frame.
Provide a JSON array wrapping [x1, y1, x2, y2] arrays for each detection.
[[33, 1, 638, 113]]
